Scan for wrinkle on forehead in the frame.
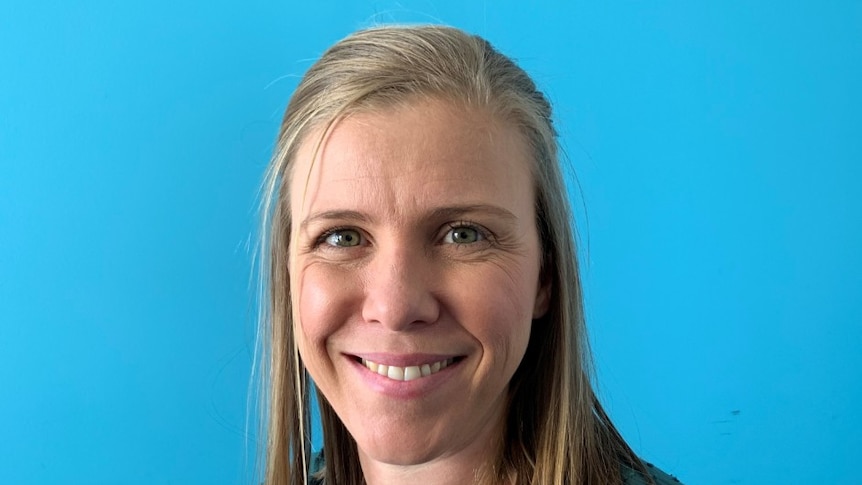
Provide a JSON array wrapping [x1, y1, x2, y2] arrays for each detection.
[[290, 98, 533, 226]]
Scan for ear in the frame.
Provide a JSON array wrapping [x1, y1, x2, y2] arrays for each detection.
[[532, 279, 552, 319]]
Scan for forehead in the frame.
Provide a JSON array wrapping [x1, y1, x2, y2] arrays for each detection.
[[290, 98, 535, 221]]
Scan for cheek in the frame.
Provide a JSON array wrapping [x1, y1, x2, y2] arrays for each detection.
[[454, 259, 538, 363], [293, 265, 357, 370]]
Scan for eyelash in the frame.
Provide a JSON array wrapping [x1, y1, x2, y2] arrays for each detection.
[[312, 221, 493, 249], [314, 225, 357, 248], [443, 221, 490, 243]]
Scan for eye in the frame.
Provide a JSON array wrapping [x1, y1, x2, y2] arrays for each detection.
[[443, 225, 484, 244], [323, 229, 363, 247]]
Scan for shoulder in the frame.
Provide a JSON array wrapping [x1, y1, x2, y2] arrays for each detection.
[[622, 462, 684, 485]]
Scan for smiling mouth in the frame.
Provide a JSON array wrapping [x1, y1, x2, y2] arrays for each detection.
[[358, 357, 460, 381]]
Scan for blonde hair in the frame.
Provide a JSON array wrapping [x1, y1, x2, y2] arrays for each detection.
[[256, 24, 649, 485]]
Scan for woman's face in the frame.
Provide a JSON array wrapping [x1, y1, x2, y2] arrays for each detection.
[[289, 98, 549, 468]]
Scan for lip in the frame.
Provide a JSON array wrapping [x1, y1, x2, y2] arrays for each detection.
[[349, 352, 460, 367], [345, 353, 465, 400]]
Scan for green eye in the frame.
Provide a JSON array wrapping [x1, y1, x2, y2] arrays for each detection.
[[324, 229, 362, 247], [444, 226, 483, 244]]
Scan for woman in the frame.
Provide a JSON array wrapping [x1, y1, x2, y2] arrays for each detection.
[[256, 25, 681, 485]]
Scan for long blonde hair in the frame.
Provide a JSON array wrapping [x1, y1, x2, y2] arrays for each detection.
[[256, 24, 648, 485]]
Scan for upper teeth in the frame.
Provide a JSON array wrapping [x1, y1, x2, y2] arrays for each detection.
[[361, 357, 454, 381]]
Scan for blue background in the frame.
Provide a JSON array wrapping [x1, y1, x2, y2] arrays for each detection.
[[2, 1, 860, 483]]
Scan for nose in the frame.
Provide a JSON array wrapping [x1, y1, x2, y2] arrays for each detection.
[[361, 245, 440, 330]]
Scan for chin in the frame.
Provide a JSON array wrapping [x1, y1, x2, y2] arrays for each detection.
[[364, 445, 438, 467], [350, 418, 450, 466]]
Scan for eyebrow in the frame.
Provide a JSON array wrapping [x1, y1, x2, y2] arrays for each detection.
[[299, 210, 373, 231], [428, 204, 518, 223], [299, 204, 518, 231]]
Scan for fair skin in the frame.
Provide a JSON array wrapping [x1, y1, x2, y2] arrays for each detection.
[[289, 98, 549, 485]]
